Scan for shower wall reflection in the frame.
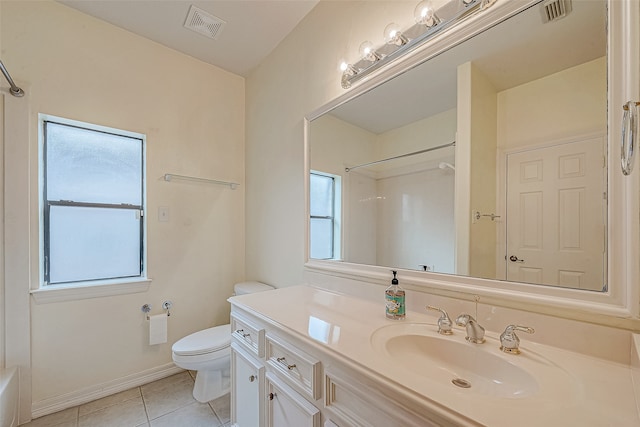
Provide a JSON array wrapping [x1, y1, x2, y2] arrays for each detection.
[[310, 108, 457, 272]]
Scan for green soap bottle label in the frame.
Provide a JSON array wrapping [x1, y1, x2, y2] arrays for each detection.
[[385, 294, 405, 315]]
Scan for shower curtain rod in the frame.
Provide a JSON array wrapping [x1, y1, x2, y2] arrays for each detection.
[[344, 141, 455, 172], [0, 60, 24, 97]]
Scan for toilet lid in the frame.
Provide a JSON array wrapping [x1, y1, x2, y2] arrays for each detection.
[[234, 281, 274, 295], [172, 324, 231, 356]]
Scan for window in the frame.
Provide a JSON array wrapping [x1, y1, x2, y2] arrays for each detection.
[[40, 115, 145, 286], [309, 171, 341, 260]]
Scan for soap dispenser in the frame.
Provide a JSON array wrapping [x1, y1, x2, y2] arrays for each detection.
[[385, 270, 405, 320]]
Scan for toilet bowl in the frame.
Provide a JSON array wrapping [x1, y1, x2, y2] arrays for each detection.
[[171, 281, 274, 403]]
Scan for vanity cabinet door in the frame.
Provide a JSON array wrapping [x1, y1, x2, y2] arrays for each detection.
[[266, 373, 320, 427], [231, 343, 264, 427]]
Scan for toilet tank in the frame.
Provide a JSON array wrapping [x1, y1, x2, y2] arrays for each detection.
[[234, 281, 274, 295]]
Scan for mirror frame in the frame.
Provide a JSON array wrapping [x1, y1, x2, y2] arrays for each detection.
[[304, 0, 640, 329]]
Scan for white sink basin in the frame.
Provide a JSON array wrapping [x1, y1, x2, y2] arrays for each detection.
[[371, 322, 570, 399]]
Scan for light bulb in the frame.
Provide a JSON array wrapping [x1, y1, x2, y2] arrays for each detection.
[[340, 61, 357, 76], [358, 41, 380, 62], [414, 0, 440, 27], [384, 23, 407, 46]]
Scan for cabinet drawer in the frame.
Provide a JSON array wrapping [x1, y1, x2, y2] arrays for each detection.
[[231, 314, 265, 358], [266, 334, 322, 400]]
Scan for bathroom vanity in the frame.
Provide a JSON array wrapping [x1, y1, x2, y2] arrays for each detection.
[[229, 286, 640, 426], [229, 0, 640, 423]]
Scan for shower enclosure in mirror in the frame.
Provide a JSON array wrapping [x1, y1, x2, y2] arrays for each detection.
[[308, 0, 607, 292]]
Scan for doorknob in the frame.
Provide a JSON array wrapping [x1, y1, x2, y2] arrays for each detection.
[[509, 255, 525, 263]]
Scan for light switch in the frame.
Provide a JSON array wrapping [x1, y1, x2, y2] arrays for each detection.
[[158, 206, 170, 222]]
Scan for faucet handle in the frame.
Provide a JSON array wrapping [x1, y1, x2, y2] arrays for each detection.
[[426, 305, 453, 335], [500, 325, 535, 354]]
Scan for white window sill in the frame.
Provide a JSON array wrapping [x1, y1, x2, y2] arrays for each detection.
[[31, 278, 151, 304]]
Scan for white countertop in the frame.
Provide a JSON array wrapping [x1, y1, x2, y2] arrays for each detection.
[[229, 285, 640, 426]]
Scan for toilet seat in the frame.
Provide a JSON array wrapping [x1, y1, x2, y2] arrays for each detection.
[[172, 324, 231, 356]]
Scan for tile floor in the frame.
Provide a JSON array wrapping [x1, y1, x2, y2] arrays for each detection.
[[21, 371, 231, 427]]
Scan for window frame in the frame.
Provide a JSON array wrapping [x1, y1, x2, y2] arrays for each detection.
[[38, 114, 148, 290], [309, 170, 342, 260]]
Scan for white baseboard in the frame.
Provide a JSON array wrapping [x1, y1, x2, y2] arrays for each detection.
[[31, 363, 184, 419]]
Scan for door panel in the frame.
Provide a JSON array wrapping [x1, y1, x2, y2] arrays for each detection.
[[506, 136, 606, 290]]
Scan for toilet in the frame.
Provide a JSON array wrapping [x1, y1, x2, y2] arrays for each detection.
[[171, 281, 274, 402]]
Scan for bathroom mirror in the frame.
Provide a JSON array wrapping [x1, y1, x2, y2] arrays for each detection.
[[307, 0, 608, 292]]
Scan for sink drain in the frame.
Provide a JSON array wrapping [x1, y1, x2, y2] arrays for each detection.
[[452, 378, 471, 388]]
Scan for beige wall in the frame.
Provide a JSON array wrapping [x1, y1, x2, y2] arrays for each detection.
[[467, 63, 498, 279], [310, 114, 376, 176], [245, 0, 417, 286], [2, 0, 245, 411], [497, 56, 607, 148], [375, 108, 457, 170]]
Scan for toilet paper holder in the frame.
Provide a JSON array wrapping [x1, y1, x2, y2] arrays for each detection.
[[141, 301, 173, 320]]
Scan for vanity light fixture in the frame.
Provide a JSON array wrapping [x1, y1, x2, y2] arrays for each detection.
[[340, 0, 496, 89]]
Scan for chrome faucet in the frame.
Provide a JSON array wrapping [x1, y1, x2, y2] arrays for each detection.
[[499, 325, 535, 354], [455, 314, 485, 343], [426, 305, 453, 335]]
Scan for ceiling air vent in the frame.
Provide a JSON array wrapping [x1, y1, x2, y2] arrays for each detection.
[[184, 5, 226, 40], [541, 0, 572, 23]]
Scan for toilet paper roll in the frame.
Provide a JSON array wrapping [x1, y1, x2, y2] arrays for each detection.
[[149, 313, 168, 345]]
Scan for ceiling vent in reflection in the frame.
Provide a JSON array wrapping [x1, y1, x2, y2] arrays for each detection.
[[541, 0, 572, 23], [184, 5, 226, 40]]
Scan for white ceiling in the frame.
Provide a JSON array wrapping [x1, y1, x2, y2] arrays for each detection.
[[58, 0, 319, 77]]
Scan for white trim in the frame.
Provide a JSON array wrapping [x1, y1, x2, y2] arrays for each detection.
[[30, 363, 183, 419], [30, 278, 151, 304], [37, 113, 148, 289], [38, 113, 146, 140]]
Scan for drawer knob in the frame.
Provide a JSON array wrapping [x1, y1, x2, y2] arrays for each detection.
[[276, 357, 297, 370], [269, 392, 276, 400], [249, 375, 256, 382]]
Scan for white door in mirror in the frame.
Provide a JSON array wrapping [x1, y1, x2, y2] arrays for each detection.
[[506, 135, 605, 290]]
